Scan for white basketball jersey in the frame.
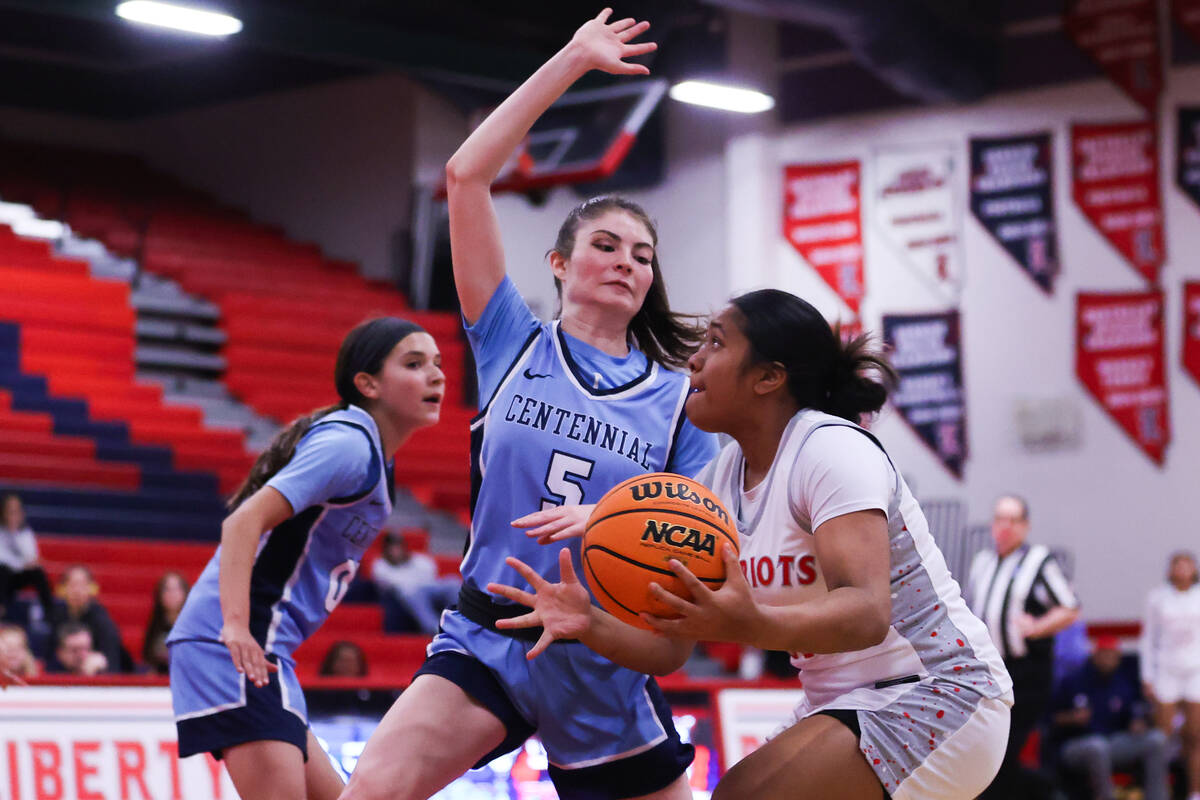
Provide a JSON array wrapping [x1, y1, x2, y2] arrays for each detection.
[[705, 410, 1011, 709]]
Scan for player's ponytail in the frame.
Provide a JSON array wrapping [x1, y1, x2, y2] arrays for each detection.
[[730, 289, 897, 424], [825, 328, 897, 423], [227, 317, 425, 509]]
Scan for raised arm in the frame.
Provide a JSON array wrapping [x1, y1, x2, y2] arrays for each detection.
[[444, 9, 656, 323]]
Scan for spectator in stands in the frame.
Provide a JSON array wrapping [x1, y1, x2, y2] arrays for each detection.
[[48, 564, 131, 672], [46, 621, 107, 676], [0, 622, 39, 680], [968, 494, 1081, 800], [1141, 551, 1200, 800], [0, 493, 54, 624], [371, 532, 458, 635], [142, 571, 189, 674], [319, 641, 368, 678], [1051, 635, 1169, 800]]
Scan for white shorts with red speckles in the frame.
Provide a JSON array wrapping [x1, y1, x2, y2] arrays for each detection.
[[780, 680, 1013, 800]]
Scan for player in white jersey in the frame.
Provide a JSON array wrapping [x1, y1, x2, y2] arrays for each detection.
[[494, 289, 1014, 800], [1141, 551, 1200, 800], [167, 317, 444, 800]]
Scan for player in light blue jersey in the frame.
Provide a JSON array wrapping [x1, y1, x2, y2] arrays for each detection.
[[167, 317, 444, 800], [342, 11, 717, 800]]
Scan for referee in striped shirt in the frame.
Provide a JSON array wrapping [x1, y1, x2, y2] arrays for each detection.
[[968, 494, 1081, 799]]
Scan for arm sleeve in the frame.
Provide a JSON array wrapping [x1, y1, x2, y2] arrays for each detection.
[[463, 276, 540, 408], [266, 424, 373, 513], [790, 426, 891, 532], [16, 528, 39, 567], [667, 419, 720, 479], [1037, 555, 1080, 610], [1139, 590, 1160, 685]]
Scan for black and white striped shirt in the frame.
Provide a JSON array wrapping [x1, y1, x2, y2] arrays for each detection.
[[967, 543, 1079, 662]]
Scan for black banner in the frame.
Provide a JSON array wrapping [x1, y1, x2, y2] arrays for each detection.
[[969, 133, 1060, 294], [882, 310, 967, 479], [1179, 107, 1200, 212]]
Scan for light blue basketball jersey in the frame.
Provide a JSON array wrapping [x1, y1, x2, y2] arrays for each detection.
[[168, 405, 393, 660], [465, 320, 705, 595]]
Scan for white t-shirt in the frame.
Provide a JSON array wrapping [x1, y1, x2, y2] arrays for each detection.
[[779, 423, 891, 532], [702, 409, 1011, 711], [372, 552, 438, 593], [0, 526, 38, 571], [1140, 583, 1200, 682]]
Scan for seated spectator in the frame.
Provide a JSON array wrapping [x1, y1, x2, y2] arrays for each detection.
[[142, 571, 189, 674], [46, 621, 107, 676], [371, 532, 459, 635], [0, 493, 54, 623], [319, 640, 368, 678], [0, 622, 39, 680], [48, 565, 132, 672], [1051, 635, 1169, 800]]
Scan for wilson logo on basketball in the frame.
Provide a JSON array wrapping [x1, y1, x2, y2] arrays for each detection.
[[640, 519, 716, 555], [629, 480, 731, 524]]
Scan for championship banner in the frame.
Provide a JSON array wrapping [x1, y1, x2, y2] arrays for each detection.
[[1076, 290, 1169, 464], [1072, 121, 1164, 284], [1178, 107, 1200, 212], [1174, 0, 1200, 47], [0, 687, 236, 800], [881, 310, 967, 478], [873, 145, 962, 299], [1064, 0, 1161, 114], [968, 133, 1059, 293], [783, 161, 865, 314], [1185, 282, 1200, 389]]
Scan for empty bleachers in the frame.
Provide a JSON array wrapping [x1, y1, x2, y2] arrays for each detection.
[[0, 139, 473, 520]]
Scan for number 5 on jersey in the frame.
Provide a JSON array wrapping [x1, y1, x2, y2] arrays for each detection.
[[542, 450, 595, 510]]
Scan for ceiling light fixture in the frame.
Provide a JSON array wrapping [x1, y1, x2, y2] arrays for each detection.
[[668, 80, 774, 114], [116, 1, 243, 37]]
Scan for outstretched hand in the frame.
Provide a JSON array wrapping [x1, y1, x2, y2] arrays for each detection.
[[487, 548, 594, 659], [1, 666, 26, 689], [512, 504, 595, 544], [569, 9, 657, 76], [640, 544, 764, 643]]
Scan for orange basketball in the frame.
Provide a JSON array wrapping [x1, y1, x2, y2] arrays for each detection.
[[582, 472, 738, 630]]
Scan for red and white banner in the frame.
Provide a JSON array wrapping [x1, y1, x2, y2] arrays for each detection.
[[1064, 0, 1161, 114], [873, 145, 962, 299], [1076, 290, 1169, 464], [783, 161, 864, 315], [1174, 0, 1200, 47], [0, 687, 235, 800], [1071, 121, 1164, 284], [1185, 282, 1200, 389]]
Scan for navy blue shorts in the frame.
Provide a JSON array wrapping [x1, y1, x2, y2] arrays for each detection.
[[418, 610, 694, 800], [169, 639, 308, 761]]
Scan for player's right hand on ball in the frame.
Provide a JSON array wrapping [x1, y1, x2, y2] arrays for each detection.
[[220, 623, 278, 688], [567, 9, 656, 76], [488, 548, 593, 659]]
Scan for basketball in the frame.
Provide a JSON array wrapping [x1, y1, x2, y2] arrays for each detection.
[[582, 472, 738, 630]]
